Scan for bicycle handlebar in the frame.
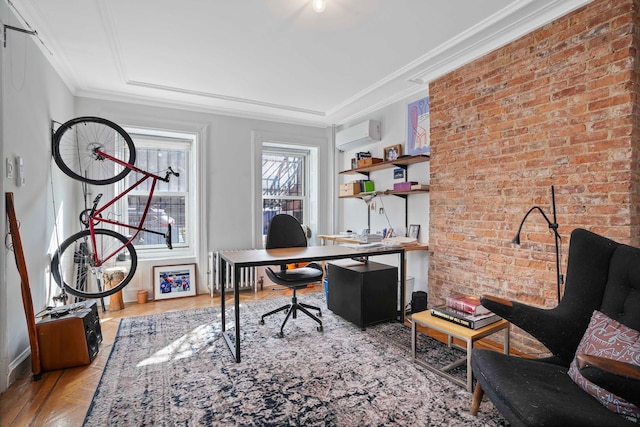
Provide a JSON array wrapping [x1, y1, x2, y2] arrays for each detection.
[[162, 167, 180, 182]]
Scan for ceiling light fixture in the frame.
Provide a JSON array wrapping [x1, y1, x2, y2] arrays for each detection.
[[312, 0, 326, 13]]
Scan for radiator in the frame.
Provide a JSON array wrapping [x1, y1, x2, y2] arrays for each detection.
[[213, 251, 259, 295]]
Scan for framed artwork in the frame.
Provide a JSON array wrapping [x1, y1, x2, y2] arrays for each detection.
[[153, 264, 197, 300], [406, 97, 430, 155], [408, 224, 420, 239], [384, 144, 402, 162]]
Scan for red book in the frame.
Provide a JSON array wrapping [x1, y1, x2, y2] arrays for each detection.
[[445, 294, 491, 315]]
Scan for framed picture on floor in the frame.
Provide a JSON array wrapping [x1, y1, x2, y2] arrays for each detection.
[[153, 264, 197, 300]]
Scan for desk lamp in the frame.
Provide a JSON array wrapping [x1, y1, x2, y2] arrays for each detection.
[[512, 185, 564, 302], [360, 193, 394, 237]]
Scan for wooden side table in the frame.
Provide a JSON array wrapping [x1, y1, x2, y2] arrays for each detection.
[[411, 310, 509, 392]]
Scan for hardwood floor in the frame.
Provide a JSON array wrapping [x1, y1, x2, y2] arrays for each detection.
[[0, 284, 509, 426], [0, 284, 312, 427]]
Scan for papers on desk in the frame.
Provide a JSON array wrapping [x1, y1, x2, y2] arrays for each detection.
[[342, 238, 418, 250], [382, 236, 418, 246], [342, 242, 386, 249]]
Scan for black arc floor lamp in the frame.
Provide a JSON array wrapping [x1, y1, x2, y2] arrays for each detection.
[[512, 185, 564, 303]]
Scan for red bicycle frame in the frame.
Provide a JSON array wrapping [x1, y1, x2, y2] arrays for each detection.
[[86, 148, 176, 267]]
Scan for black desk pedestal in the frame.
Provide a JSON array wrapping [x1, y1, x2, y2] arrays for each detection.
[[327, 261, 397, 328]]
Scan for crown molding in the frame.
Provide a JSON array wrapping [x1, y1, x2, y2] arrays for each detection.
[[406, 0, 592, 85], [126, 80, 326, 117]]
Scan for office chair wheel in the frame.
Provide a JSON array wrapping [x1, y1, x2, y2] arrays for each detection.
[[259, 319, 265, 325], [277, 331, 284, 338], [317, 311, 322, 317], [317, 325, 323, 332]]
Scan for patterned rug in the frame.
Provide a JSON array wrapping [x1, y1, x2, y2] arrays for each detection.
[[84, 293, 507, 426]]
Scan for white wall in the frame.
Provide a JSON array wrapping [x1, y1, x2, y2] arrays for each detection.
[[1, 2, 77, 390], [336, 92, 430, 297]]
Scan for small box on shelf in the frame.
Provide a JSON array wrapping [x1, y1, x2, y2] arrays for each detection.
[[357, 157, 383, 168], [339, 182, 361, 196], [393, 181, 418, 191]]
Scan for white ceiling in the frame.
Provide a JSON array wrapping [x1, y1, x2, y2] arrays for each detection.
[[8, 0, 590, 127]]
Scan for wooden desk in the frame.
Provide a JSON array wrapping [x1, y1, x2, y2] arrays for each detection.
[[411, 311, 509, 392], [218, 245, 407, 362]]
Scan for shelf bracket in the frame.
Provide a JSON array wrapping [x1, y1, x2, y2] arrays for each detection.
[[391, 163, 409, 171]]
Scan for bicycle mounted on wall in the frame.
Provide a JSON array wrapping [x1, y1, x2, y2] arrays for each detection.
[[50, 117, 179, 299]]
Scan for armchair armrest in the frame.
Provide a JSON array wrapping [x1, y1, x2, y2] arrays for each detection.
[[576, 354, 640, 406], [479, 294, 590, 364], [481, 295, 512, 308]]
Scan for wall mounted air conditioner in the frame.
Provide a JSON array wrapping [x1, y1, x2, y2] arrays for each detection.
[[335, 120, 381, 151]]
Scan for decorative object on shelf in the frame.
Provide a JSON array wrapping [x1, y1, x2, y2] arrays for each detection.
[[408, 224, 420, 239], [384, 144, 403, 161], [407, 97, 430, 155], [512, 185, 563, 303], [355, 151, 371, 161], [339, 153, 430, 175], [153, 264, 197, 300], [359, 180, 375, 193]]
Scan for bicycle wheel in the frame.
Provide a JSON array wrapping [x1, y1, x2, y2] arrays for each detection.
[[51, 229, 138, 299], [52, 116, 136, 185]]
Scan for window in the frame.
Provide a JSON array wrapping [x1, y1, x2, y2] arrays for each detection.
[[119, 129, 196, 255], [262, 147, 309, 235]]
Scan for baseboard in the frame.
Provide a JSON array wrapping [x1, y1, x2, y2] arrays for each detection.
[[7, 347, 31, 388]]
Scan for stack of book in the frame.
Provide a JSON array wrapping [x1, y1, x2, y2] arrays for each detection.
[[430, 294, 501, 329]]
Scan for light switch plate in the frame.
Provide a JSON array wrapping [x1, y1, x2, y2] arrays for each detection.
[[6, 158, 14, 179]]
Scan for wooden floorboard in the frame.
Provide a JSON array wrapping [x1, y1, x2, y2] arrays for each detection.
[[0, 284, 513, 426]]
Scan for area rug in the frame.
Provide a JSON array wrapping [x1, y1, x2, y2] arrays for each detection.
[[84, 293, 507, 426]]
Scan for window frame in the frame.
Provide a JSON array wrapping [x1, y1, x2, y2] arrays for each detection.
[[262, 145, 310, 234], [118, 127, 198, 260]]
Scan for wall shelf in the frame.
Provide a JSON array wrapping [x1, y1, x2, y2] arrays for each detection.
[[339, 154, 430, 177], [339, 187, 430, 199], [338, 154, 430, 231]]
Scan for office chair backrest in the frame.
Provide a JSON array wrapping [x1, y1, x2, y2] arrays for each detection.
[[266, 214, 308, 249]]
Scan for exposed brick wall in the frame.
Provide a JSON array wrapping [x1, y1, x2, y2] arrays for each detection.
[[429, 0, 640, 355]]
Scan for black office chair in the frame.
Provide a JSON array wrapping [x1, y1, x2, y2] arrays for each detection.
[[259, 214, 323, 337]]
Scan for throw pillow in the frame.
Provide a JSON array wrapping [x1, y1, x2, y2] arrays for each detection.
[[568, 310, 640, 418]]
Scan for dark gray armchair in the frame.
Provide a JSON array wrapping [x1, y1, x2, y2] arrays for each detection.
[[471, 228, 640, 426]]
